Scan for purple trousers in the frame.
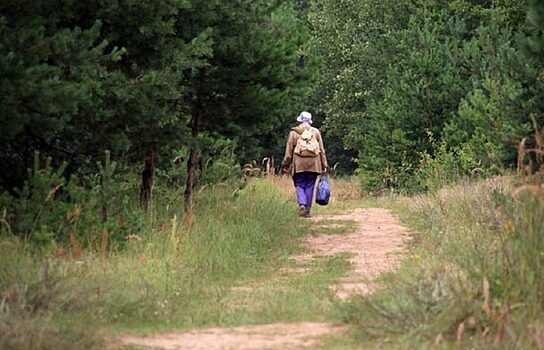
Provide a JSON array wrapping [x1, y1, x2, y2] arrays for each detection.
[[293, 172, 319, 207]]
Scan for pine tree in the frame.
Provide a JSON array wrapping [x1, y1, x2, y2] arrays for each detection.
[[526, 0, 544, 56], [309, 0, 533, 190], [0, 0, 312, 205], [178, 0, 311, 208], [0, 0, 212, 189]]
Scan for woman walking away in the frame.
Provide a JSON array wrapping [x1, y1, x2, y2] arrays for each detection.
[[282, 111, 328, 217]]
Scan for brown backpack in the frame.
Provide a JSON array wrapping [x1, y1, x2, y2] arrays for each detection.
[[294, 126, 320, 157]]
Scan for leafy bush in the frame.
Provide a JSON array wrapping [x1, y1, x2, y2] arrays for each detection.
[[0, 152, 150, 249], [414, 135, 498, 192], [199, 138, 242, 186]]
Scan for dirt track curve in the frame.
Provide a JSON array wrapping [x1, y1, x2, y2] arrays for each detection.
[[115, 207, 409, 350]]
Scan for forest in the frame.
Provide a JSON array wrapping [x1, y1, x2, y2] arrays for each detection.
[[1, 0, 544, 349]]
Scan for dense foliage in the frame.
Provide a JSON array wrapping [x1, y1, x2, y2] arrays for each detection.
[[2, 0, 544, 238], [0, 0, 310, 190], [0, 0, 313, 242], [309, 0, 544, 192]]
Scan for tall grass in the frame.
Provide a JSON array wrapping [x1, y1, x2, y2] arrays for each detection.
[[335, 176, 544, 349], [0, 179, 309, 349]]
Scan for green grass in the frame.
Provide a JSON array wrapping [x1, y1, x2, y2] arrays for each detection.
[[0, 179, 358, 349]]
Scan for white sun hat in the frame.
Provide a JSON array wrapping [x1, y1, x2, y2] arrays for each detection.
[[296, 111, 312, 124]]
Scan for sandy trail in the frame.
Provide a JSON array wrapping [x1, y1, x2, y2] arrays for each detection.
[[117, 322, 341, 350], [115, 207, 409, 349], [302, 207, 409, 298]]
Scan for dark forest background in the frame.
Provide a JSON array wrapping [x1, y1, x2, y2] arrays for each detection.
[[1, 0, 544, 244]]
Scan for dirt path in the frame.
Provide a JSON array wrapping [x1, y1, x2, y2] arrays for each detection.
[[117, 322, 342, 350], [304, 207, 409, 298], [116, 207, 408, 350]]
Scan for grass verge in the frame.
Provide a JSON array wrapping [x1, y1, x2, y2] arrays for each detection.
[[1, 178, 357, 349]]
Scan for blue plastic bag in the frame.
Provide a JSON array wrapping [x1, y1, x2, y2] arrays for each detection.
[[316, 175, 331, 206]]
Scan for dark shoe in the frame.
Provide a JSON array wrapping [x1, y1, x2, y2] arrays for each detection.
[[304, 206, 311, 218]]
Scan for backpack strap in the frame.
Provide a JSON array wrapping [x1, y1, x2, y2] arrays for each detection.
[[293, 123, 313, 135]]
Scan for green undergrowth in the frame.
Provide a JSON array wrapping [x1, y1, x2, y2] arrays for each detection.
[[334, 176, 544, 349], [0, 179, 355, 350]]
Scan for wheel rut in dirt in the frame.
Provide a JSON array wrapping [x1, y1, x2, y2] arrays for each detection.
[[115, 207, 409, 349]]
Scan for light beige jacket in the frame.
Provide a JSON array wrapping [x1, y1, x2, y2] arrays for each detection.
[[282, 122, 328, 175]]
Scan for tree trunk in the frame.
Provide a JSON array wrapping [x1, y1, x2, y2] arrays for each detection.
[[140, 151, 155, 209], [184, 111, 202, 211], [184, 147, 198, 211]]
